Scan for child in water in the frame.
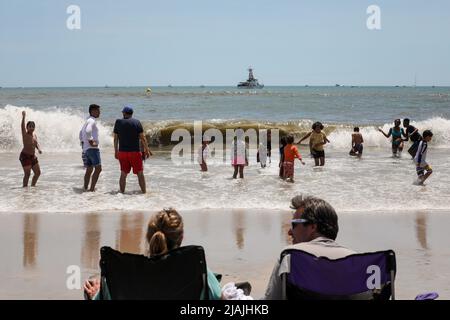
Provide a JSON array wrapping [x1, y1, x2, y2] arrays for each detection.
[[231, 134, 248, 179], [257, 140, 267, 168], [414, 130, 433, 185], [283, 135, 305, 183], [349, 127, 364, 158], [378, 119, 406, 157], [279, 136, 287, 178], [198, 137, 210, 172], [298, 122, 330, 166]]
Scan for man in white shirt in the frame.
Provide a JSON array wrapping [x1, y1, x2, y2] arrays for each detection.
[[80, 104, 102, 191]]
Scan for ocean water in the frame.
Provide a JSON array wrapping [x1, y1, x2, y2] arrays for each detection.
[[1, 86, 449, 213]]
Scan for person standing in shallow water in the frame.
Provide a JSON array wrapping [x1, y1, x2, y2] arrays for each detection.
[[403, 118, 422, 159], [349, 127, 364, 158], [19, 111, 42, 187], [231, 132, 248, 179], [297, 122, 330, 167], [198, 137, 210, 172], [80, 104, 102, 192], [113, 106, 152, 193], [378, 119, 406, 157]]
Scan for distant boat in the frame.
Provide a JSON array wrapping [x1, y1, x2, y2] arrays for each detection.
[[335, 84, 341, 87], [200, 85, 205, 88], [168, 84, 173, 88], [105, 85, 110, 88], [237, 67, 264, 89]]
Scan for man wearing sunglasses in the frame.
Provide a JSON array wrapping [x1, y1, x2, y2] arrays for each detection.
[[264, 195, 355, 299]]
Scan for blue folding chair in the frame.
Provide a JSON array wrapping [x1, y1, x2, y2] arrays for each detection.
[[280, 249, 396, 300]]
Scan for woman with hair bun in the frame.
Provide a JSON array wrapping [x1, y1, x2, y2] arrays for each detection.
[[83, 208, 222, 300]]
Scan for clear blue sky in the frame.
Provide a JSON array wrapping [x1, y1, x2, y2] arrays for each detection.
[[1, 0, 450, 87]]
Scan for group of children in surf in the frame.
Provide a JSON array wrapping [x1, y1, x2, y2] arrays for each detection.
[[378, 118, 434, 185], [20, 108, 433, 188], [198, 118, 434, 185]]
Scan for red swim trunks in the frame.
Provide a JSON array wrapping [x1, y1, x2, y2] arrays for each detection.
[[118, 151, 143, 174], [19, 152, 38, 168]]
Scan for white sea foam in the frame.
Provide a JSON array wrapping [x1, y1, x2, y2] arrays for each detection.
[[0, 147, 449, 214], [0, 105, 113, 152], [2, 106, 449, 152], [328, 117, 450, 149]]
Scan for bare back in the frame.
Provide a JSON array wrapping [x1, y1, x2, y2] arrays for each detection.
[[352, 133, 363, 145]]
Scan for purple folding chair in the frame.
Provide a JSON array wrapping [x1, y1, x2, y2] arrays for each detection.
[[280, 249, 396, 300]]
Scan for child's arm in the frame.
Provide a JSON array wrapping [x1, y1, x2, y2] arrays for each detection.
[[378, 128, 390, 138], [295, 148, 305, 165], [351, 134, 355, 147], [297, 132, 312, 144], [21, 111, 26, 136], [35, 135, 42, 154]]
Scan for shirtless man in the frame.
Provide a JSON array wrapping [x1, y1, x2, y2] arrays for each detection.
[[349, 127, 364, 158], [19, 111, 42, 187]]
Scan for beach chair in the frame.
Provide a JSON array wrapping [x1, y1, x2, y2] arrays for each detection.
[[280, 249, 397, 300], [99, 245, 210, 300]]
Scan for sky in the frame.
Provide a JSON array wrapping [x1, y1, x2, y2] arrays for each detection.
[[1, 0, 450, 87]]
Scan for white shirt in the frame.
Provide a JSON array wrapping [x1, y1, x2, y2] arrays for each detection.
[[414, 141, 428, 166], [80, 116, 99, 152]]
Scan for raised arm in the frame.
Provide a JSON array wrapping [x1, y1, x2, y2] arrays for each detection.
[[21, 111, 26, 135]]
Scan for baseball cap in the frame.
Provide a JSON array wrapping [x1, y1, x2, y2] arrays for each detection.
[[122, 105, 134, 114]]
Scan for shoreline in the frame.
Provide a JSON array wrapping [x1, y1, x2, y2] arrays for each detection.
[[1, 209, 449, 299]]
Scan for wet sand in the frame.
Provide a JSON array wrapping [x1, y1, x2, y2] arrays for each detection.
[[0, 209, 449, 300]]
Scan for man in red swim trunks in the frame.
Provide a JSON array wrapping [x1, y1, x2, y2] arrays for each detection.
[[113, 106, 152, 193]]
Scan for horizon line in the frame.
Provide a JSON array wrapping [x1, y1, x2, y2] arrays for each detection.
[[2, 85, 449, 89]]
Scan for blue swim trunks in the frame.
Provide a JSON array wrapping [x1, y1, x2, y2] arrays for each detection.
[[83, 148, 101, 167]]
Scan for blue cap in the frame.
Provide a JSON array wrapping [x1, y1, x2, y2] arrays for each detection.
[[122, 105, 134, 114]]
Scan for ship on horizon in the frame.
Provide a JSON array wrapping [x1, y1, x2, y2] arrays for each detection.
[[237, 67, 264, 89]]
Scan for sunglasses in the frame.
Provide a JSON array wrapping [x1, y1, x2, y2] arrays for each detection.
[[291, 218, 311, 230]]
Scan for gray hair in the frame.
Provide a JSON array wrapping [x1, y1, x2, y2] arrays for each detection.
[[290, 195, 339, 240]]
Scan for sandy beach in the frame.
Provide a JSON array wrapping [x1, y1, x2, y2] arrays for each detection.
[[1, 209, 449, 300]]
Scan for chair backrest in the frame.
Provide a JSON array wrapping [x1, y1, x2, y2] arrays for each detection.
[[99, 245, 209, 300], [281, 249, 396, 300]]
